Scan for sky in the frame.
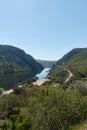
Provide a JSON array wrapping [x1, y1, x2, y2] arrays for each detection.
[[0, 0, 87, 60]]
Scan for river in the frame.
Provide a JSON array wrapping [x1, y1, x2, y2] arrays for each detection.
[[36, 68, 50, 80]]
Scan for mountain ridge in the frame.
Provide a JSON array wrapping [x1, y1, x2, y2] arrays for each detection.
[[0, 45, 44, 74]]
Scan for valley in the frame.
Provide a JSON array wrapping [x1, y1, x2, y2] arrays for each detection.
[[0, 1, 87, 129], [0, 47, 87, 130]]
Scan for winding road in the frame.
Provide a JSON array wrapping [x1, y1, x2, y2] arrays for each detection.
[[58, 66, 73, 82], [63, 68, 73, 82]]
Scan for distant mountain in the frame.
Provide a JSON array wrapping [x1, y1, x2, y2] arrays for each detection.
[[37, 60, 57, 68], [48, 48, 87, 82], [0, 45, 44, 74]]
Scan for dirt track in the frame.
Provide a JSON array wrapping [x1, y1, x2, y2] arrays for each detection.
[[64, 68, 73, 82]]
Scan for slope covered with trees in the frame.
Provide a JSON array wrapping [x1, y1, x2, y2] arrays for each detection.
[[0, 45, 44, 74], [48, 48, 87, 82]]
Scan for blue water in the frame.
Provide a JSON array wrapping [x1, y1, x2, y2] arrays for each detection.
[[36, 68, 50, 80]]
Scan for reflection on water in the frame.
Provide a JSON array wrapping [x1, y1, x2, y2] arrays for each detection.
[[0, 71, 36, 90], [0, 68, 50, 90], [36, 68, 50, 80]]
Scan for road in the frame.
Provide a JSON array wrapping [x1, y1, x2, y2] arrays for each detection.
[[58, 66, 73, 82], [63, 68, 73, 82]]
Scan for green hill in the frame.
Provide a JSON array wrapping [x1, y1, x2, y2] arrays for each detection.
[[0, 45, 44, 74], [37, 60, 57, 68], [48, 48, 87, 82]]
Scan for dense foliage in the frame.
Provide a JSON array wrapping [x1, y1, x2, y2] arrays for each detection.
[[0, 45, 44, 74], [0, 82, 87, 130]]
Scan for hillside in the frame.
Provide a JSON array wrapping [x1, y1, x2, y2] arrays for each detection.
[[0, 47, 87, 130], [48, 48, 87, 82], [37, 60, 57, 68], [0, 45, 44, 74]]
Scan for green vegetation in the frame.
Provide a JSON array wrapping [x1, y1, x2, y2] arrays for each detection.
[[0, 47, 87, 129], [48, 48, 87, 82], [0, 71, 37, 90], [48, 66, 68, 83], [71, 120, 87, 130], [0, 88, 4, 95], [0, 81, 87, 130], [37, 60, 57, 68], [0, 45, 44, 74]]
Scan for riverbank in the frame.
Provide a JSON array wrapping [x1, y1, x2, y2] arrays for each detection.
[[33, 79, 49, 86], [1, 68, 50, 96], [1, 79, 49, 97], [1, 85, 23, 97]]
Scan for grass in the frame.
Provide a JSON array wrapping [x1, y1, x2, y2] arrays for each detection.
[[71, 121, 87, 130]]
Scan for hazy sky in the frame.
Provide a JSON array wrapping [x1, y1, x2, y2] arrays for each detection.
[[0, 0, 87, 60]]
